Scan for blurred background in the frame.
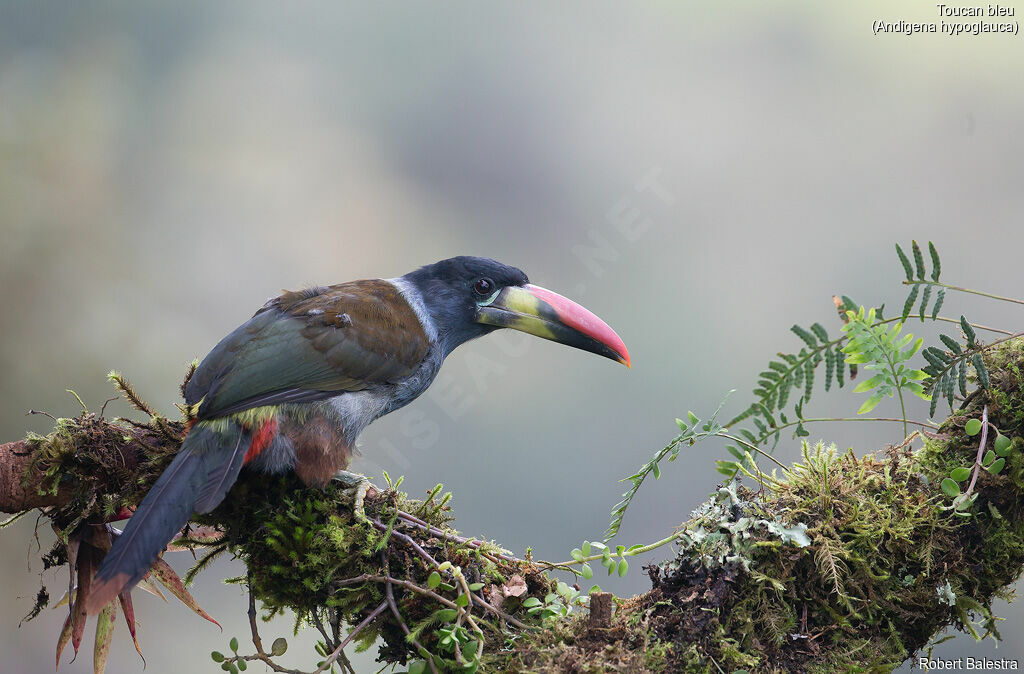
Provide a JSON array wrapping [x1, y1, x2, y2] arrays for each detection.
[[2, 2, 1023, 672]]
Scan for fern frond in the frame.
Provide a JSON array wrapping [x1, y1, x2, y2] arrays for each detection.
[[814, 536, 850, 599], [895, 244, 914, 281], [911, 240, 926, 280], [928, 241, 941, 281]]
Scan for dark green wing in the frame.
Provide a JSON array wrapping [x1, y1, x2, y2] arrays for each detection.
[[185, 280, 430, 419]]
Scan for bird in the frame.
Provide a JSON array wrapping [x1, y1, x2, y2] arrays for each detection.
[[85, 255, 630, 613]]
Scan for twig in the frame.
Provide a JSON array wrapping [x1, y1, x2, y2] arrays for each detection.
[[385, 571, 439, 674], [374, 518, 530, 631], [370, 518, 438, 566], [313, 601, 387, 674], [244, 579, 307, 674], [311, 611, 336, 653], [468, 590, 529, 630], [394, 510, 522, 564], [966, 405, 989, 497], [335, 574, 462, 611], [98, 397, 119, 419]]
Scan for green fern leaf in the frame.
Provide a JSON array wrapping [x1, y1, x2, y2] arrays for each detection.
[[853, 373, 886, 393], [928, 241, 941, 281], [912, 240, 926, 280], [939, 334, 962, 354], [902, 285, 919, 321], [961, 316, 976, 347], [929, 384, 939, 417], [895, 244, 914, 281], [974, 354, 989, 389], [931, 287, 945, 320], [791, 325, 817, 348], [804, 358, 814, 402], [858, 391, 885, 414], [824, 348, 835, 392], [810, 322, 829, 342], [919, 284, 932, 322], [958, 359, 967, 397], [777, 375, 791, 409]]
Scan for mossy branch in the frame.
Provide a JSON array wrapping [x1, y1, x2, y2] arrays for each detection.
[[5, 343, 1024, 672]]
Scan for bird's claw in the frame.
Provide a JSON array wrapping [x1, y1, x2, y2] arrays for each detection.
[[332, 470, 375, 523]]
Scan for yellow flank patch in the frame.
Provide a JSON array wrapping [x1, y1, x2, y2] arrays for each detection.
[[198, 405, 279, 432], [186, 398, 205, 417]]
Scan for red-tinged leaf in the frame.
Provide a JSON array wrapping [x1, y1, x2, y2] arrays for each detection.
[[136, 573, 168, 602], [56, 608, 73, 670], [53, 586, 76, 609], [168, 525, 225, 551], [66, 537, 80, 615], [93, 600, 116, 674], [71, 549, 95, 657], [149, 557, 220, 628], [118, 591, 145, 663]]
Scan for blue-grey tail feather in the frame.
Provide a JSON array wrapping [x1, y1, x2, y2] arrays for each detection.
[[90, 424, 248, 607], [194, 427, 249, 513]]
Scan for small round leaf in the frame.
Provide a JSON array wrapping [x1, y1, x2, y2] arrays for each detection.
[[617, 559, 629, 577], [271, 638, 288, 656], [211, 651, 225, 663], [229, 637, 239, 653], [995, 434, 1012, 456], [965, 419, 982, 436], [988, 458, 1006, 475], [950, 467, 971, 482], [941, 478, 961, 498]]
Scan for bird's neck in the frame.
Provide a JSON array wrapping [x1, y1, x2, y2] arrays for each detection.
[[386, 276, 439, 344], [388, 274, 489, 359]]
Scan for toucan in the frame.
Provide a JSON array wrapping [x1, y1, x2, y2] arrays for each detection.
[[85, 256, 630, 613]]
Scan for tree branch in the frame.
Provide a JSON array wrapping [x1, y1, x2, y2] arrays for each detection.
[[5, 342, 1024, 672]]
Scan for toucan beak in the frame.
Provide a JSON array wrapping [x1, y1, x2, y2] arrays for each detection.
[[475, 284, 631, 367]]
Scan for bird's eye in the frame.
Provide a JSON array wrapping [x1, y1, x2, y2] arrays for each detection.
[[473, 278, 495, 296]]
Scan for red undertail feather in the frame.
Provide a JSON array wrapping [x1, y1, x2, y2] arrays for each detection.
[[244, 417, 278, 465]]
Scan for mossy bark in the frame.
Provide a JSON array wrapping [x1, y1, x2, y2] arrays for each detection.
[[4, 341, 1024, 672]]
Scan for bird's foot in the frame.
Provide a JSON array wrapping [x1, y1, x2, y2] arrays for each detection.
[[332, 470, 375, 523]]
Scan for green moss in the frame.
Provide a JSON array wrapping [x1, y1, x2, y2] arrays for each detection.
[[622, 340, 1024, 671], [190, 470, 558, 668], [15, 340, 1024, 671], [24, 411, 180, 535]]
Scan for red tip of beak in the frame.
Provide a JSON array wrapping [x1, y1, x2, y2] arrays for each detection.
[[525, 284, 631, 367]]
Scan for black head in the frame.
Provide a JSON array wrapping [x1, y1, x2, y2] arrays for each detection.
[[402, 256, 530, 354]]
